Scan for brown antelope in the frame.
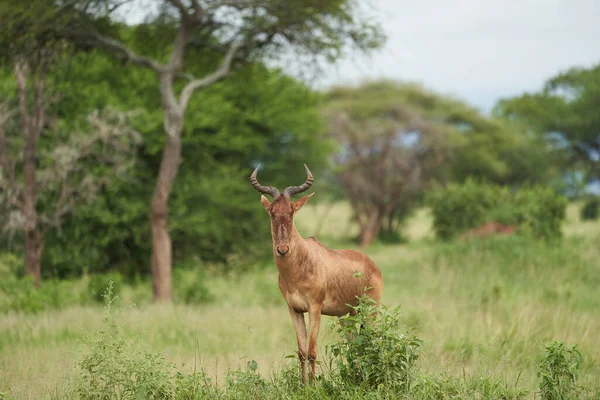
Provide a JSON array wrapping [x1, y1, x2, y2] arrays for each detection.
[[250, 164, 384, 384]]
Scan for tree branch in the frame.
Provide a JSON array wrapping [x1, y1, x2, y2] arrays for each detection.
[[189, 0, 203, 19], [15, 60, 30, 135], [178, 40, 242, 110], [33, 62, 48, 138], [89, 32, 167, 73], [167, 0, 191, 17], [0, 103, 21, 207]]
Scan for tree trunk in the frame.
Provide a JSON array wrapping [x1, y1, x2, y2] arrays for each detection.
[[22, 103, 40, 286], [359, 210, 384, 248], [24, 232, 43, 287], [151, 129, 182, 302]]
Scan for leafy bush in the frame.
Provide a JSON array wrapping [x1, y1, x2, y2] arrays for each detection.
[[223, 361, 267, 398], [87, 273, 123, 303], [538, 341, 582, 400], [70, 287, 597, 399], [427, 179, 567, 240], [0, 275, 82, 314], [77, 282, 180, 399], [580, 197, 599, 221], [0, 252, 20, 276], [326, 293, 422, 391], [172, 268, 213, 305]]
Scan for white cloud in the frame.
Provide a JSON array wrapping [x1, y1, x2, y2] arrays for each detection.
[[309, 0, 600, 112]]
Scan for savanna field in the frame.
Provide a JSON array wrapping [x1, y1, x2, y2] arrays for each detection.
[[0, 202, 598, 399]]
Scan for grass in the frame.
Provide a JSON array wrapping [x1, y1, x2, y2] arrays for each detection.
[[1, 202, 599, 399]]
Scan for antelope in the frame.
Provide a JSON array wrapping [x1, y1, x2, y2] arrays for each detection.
[[250, 164, 384, 384]]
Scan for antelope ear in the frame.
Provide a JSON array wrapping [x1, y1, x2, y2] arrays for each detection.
[[292, 192, 315, 212], [260, 195, 272, 211]]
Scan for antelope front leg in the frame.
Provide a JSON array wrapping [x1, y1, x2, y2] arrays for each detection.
[[308, 304, 322, 383], [287, 306, 308, 384]]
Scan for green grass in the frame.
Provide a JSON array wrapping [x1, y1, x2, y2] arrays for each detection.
[[1, 203, 599, 399]]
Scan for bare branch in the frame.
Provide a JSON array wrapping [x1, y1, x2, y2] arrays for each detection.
[[0, 104, 22, 209], [178, 40, 242, 110], [189, 0, 203, 18], [32, 62, 48, 138], [89, 32, 167, 73], [206, 0, 257, 9], [167, 0, 192, 19], [15, 60, 30, 134]]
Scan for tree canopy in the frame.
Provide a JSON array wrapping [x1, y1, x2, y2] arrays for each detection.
[[495, 63, 600, 184], [322, 80, 556, 245]]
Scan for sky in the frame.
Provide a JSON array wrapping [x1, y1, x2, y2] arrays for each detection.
[[123, 0, 600, 114], [305, 0, 600, 113]]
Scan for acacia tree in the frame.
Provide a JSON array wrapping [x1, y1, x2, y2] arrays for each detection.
[[326, 104, 447, 247], [60, 0, 385, 301], [324, 80, 552, 247]]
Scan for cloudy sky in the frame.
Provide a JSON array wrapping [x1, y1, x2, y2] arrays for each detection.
[[123, 0, 600, 114], [307, 0, 600, 113]]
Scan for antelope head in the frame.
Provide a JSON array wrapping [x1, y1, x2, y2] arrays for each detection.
[[250, 164, 314, 258]]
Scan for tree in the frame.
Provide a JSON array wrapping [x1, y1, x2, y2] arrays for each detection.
[[57, 0, 385, 301], [495, 63, 600, 185], [324, 80, 554, 247], [10, 48, 331, 280], [324, 81, 450, 247], [0, 89, 140, 286]]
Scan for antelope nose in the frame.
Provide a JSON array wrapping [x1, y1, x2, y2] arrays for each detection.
[[276, 245, 289, 256]]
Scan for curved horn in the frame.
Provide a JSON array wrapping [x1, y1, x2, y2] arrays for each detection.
[[250, 165, 281, 199], [283, 164, 314, 198]]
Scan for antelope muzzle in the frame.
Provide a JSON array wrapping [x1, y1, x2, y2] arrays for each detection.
[[276, 244, 290, 257]]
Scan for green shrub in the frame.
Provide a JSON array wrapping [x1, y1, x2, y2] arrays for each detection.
[[77, 282, 179, 399], [427, 179, 567, 240], [223, 361, 267, 398], [172, 268, 213, 305], [427, 179, 509, 240], [0, 252, 20, 276], [580, 197, 599, 221], [538, 341, 582, 400], [87, 273, 123, 303], [326, 292, 422, 391], [512, 186, 568, 239], [0, 276, 82, 314]]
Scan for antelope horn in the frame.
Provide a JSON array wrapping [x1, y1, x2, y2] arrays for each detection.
[[283, 164, 314, 198], [250, 165, 281, 199]]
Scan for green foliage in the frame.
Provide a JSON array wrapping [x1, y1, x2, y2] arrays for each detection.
[[0, 49, 332, 278], [581, 197, 599, 221], [427, 179, 506, 240], [496, 63, 600, 182], [224, 362, 267, 399], [326, 80, 554, 187], [0, 278, 80, 314], [172, 268, 213, 305], [327, 293, 422, 391], [0, 257, 83, 313], [411, 374, 528, 399], [427, 180, 568, 240], [538, 341, 582, 400], [77, 282, 181, 399], [88, 273, 123, 303]]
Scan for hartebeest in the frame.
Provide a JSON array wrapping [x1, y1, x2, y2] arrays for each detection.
[[250, 164, 384, 384]]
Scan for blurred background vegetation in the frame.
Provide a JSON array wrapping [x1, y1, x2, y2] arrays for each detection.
[[0, 0, 596, 289], [0, 1, 599, 398]]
